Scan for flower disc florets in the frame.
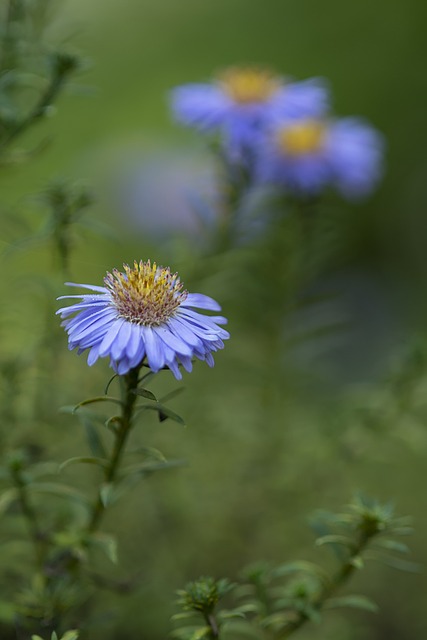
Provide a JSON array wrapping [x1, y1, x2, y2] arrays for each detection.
[[276, 119, 326, 156], [218, 67, 281, 104], [57, 259, 229, 378], [105, 260, 188, 327], [256, 116, 384, 199]]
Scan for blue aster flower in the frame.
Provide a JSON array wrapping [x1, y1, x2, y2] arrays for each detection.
[[57, 260, 229, 378], [171, 67, 329, 162], [255, 117, 384, 199]]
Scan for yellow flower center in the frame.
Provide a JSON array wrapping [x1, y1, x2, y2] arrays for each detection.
[[218, 67, 281, 104], [277, 120, 326, 156], [105, 260, 187, 326]]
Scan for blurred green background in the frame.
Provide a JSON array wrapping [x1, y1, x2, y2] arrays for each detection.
[[1, 0, 427, 638]]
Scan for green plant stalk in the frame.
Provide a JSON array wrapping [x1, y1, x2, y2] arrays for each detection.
[[213, 151, 248, 254], [10, 464, 45, 568], [86, 366, 141, 533], [203, 612, 219, 639], [53, 215, 72, 280], [0, 61, 73, 152], [280, 530, 371, 638]]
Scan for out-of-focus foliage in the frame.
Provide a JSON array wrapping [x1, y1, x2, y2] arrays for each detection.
[[172, 496, 416, 640], [0, 0, 82, 161], [0, 0, 426, 639]]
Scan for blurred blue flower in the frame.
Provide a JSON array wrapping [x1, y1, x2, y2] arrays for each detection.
[[57, 260, 229, 378], [255, 117, 384, 199], [171, 67, 329, 161]]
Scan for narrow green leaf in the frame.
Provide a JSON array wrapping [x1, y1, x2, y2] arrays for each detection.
[[104, 374, 118, 395], [190, 627, 211, 640], [159, 387, 185, 403], [171, 612, 198, 622], [134, 388, 157, 401], [170, 627, 210, 640], [325, 595, 378, 613], [59, 456, 108, 473], [262, 612, 290, 631], [389, 526, 414, 536], [374, 539, 410, 554], [218, 610, 245, 620], [127, 446, 167, 462], [73, 396, 123, 411], [89, 532, 118, 564], [374, 554, 421, 573], [350, 556, 364, 570], [59, 405, 80, 415], [119, 459, 185, 479], [228, 603, 259, 615], [315, 535, 355, 549], [61, 632, 79, 640], [59, 406, 107, 424], [28, 482, 90, 508], [100, 483, 115, 508], [143, 403, 186, 425], [105, 415, 122, 433], [0, 488, 18, 515], [273, 561, 330, 585]]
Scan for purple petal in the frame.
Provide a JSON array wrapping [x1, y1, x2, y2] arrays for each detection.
[[167, 359, 182, 380], [110, 321, 133, 361], [68, 310, 116, 341], [143, 327, 166, 371], [182, 293, 222, 311], [178, 355, 193, 373], [116, 357, 132, 375], [128, 339, 146, 369], [154, 324, 193, 356], [87, 343, 102, 366], [65, 283, 109, 293], [168, 317, 202, 348], [125, 324, 143, 359], [98, 320, 125, 358], [171, 84, 231, 130]]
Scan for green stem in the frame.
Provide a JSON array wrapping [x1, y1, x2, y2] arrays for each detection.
[[204, 612, 220, 639], [54, 223, 71, 281], [213, 152, 249, 254], [280, 531, 371, 638], [87, 366, 140, 533], [10, 465, 45, 568], [0, 61, 73, 152]]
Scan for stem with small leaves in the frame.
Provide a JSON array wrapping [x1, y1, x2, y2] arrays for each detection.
[[86, 366, 141, 533], [204, 612, 220, 639], [0, 52, 79, 152], [280, 529, 372, 638], [9, 461, 45, 568]]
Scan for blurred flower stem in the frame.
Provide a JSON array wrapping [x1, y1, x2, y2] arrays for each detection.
[[37, 179, 95, 279], [280, 526, 375, 637], [86, 366, 141, 533], [8, 452, 46, 569], [214, 150, 249, 253], [0, 51, 80, 154]]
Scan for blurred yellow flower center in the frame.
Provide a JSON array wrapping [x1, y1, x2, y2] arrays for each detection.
[[277, 120, 326, 155], [105, 260, 187, 326], [218, 67, 281, 104]]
